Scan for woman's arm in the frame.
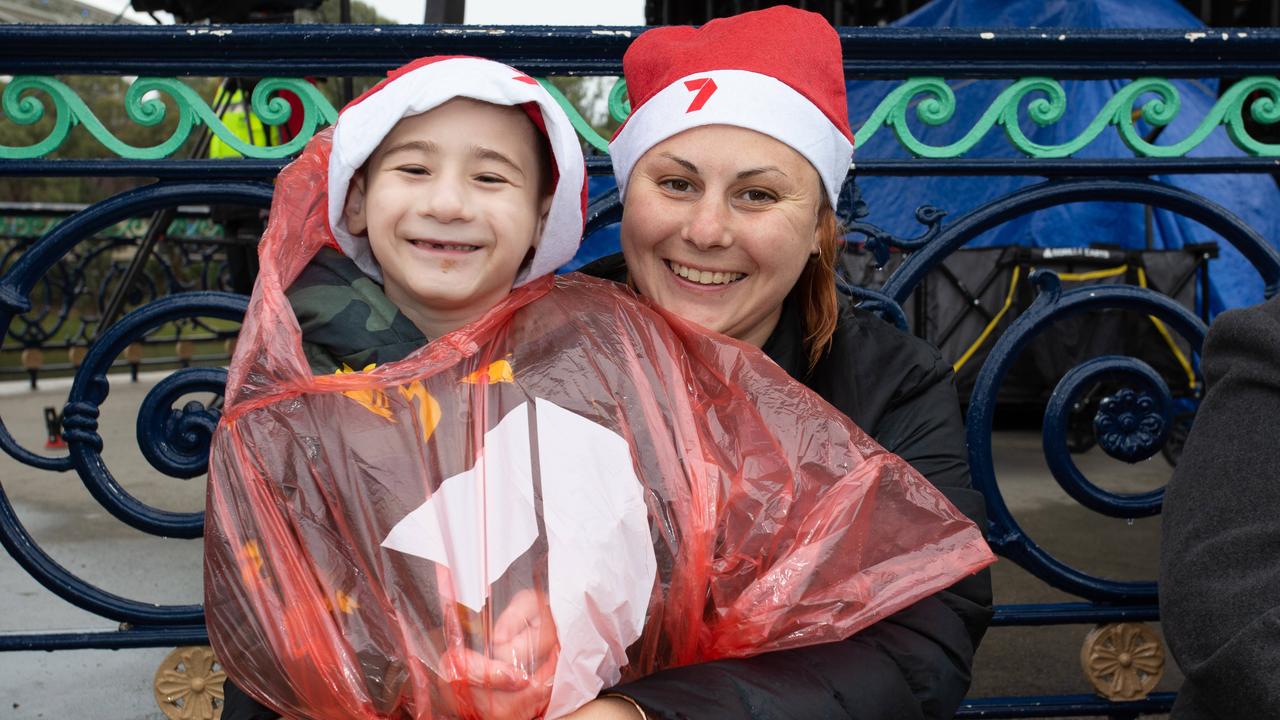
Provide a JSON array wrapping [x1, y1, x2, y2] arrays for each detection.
[[607, 353, 993, 720]]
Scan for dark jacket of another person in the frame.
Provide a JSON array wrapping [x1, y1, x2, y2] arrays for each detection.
[[1161, 294, 1280, 719]]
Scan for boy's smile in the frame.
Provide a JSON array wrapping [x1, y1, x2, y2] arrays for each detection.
[[344, 98, 551, 338]]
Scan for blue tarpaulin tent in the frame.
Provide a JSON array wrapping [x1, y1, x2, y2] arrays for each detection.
[[848, 0, 1280, 314]]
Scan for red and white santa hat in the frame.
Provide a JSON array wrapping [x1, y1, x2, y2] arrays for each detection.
[[609, 6, 853, 209], [328, 56, 587, 287]]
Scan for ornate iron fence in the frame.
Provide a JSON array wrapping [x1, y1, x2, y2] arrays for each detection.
[[3, 23, 1280, 719]]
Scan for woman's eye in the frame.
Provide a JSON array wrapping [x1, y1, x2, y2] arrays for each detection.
[[660, 178, 693, 193], [740, 188, 777, 203]]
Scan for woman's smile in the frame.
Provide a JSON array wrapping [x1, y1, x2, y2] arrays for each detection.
[[665, 259, 746, 287]]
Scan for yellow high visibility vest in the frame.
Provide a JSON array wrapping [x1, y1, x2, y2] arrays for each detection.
[[209, 87, 280, 159]]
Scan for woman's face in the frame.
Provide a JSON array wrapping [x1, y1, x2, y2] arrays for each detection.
[[620, 125, 823, 347]]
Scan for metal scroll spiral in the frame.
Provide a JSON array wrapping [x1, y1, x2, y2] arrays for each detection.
[[64, 292, 247, 537], [966, 270, 1207, 601]]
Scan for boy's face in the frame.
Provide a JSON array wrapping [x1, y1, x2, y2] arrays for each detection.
[[345, 98, 551, 334]]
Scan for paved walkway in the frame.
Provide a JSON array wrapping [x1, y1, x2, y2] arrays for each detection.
[[0, 373, 1177, 719]]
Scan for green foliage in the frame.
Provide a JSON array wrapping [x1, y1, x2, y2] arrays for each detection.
[[548, 76, 623, 145]]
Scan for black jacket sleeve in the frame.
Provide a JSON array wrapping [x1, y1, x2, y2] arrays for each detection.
[[1160, 296, 1280, 720], [610, 304, 993, 720]]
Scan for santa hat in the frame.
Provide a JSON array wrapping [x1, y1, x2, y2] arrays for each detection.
[[328, 56, 587, 287], [609, 6, 853, 209]]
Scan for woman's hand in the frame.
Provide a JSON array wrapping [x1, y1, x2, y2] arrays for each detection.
[[440, 589, 559, 720]]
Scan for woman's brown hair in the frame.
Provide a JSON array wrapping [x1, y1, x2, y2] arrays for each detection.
[[795, 199, 842, 372]]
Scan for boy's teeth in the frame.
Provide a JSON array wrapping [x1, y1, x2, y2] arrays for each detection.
[[417, 240, 478, 251], [670, 261, 743, 286]]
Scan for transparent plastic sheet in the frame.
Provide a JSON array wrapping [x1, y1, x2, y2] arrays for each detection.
[[204, 131, 996, 720]]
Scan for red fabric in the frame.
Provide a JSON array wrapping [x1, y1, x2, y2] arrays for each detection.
[[204, 132, 994, 720], [614, 6, 852, 143], [341, 55, 473, 115]]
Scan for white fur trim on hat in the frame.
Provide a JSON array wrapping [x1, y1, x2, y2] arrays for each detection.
[[328, 57, 586, 287], [609, 69, 853, 209]]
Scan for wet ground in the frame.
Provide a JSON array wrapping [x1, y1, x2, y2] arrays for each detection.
[[0, 372, 1176, 719]]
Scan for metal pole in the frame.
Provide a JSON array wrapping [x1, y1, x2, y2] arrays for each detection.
[[96, 80, 235, 335], [424, 0, 466, 23], [96, 206, 175, 333], [340, 0, 353, 105]]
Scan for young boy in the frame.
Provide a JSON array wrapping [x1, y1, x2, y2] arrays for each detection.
[[287, 55, 586, 374], [216, 55, 586, 720]]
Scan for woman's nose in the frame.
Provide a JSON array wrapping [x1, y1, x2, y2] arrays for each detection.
[[681, 197, 733, 250]]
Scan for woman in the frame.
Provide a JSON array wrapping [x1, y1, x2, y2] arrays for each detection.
[[568, 7, 993, 719]]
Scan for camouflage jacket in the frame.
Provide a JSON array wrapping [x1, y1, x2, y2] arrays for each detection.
[[285, 247, 427, 373]]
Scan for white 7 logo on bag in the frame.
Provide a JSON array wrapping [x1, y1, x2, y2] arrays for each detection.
[[381, 398, 658, 715]]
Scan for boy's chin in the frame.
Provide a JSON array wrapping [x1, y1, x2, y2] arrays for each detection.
[[405, 279, 510, 313]]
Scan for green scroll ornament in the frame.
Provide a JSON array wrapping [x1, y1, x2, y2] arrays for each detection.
[[3, 75, 1278, 160], [853, 76, 1280, 158], [0, 76, 336, 160]]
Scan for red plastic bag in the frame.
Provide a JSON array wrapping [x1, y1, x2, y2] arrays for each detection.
[[204, 131, 995, 720]]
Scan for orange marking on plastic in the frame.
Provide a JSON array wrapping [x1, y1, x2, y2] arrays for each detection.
[[334, 363, 397, 420], [398, 381, 442, 442], [461, 359, 515, 385], [333, 589, 360, 614], [240, 540, 265, 586]]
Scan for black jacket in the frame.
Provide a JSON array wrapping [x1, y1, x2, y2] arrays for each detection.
[[1160, 295, 1280, 719], [585, 254, 993, 720]]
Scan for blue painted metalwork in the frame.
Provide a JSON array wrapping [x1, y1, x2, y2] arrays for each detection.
[[968, 271, 1206, 603], [1042, 358, 1169, 517], [955, 693, 1176, 718], [993, 603, 1159, 626], [3, 26, 1280, 78], [0, 182, 271, 471], [67, 296, 245, 538], [583, 187, 623, 239], [3, 23, 1280, 719], [0, 626, 209, 652]]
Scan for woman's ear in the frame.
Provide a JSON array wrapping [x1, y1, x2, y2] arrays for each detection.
[[344, 172, 369, 235]]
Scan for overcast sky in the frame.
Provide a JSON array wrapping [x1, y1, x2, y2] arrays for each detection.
[[75, 0, 645, 25]]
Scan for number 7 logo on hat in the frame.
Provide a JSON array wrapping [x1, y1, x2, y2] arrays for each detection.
[[683, 77, 718, 112]]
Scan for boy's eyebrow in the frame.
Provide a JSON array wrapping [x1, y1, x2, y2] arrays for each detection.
[[379, 139, 439, 158], [472, 145, 527, 178]]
